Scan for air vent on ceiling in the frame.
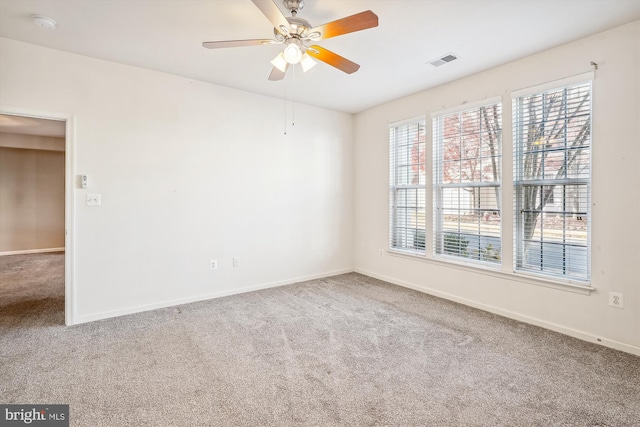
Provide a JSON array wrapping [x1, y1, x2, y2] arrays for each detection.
[[428, 53, 458, 67]]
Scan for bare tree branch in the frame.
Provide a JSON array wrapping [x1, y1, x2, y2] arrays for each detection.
[[481, 105, 501, 209], [521, 88, 591, 242]]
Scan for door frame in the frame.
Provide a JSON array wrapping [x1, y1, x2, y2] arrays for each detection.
[[1, 105, 76, 325]]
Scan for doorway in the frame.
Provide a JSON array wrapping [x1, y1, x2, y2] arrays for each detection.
[[0, 107, 75, 325]]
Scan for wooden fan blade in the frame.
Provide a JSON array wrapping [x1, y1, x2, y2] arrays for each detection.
[[307, 45, 360, 74], [309, 10, 378, 40], [202, 39, 272, 49], [251, 0, 290, 35], [268, 65, 288, 81]]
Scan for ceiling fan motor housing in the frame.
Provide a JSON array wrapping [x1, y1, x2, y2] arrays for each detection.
[[287, 17, 311, 35]]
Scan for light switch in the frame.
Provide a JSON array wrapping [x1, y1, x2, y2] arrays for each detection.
[[86, 193, 101, 206]]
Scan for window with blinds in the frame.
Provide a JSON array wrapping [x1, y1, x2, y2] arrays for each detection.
[[389, 119, 426, 253], [513, 80, 591, 282], [433, 102, 502, 264]]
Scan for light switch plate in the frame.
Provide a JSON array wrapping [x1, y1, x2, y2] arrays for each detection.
[[86, 193, 101, 206]]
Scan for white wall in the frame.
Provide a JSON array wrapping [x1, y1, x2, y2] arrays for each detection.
[[0, 37, 354, 323], [353, 21, 640, 354], [0, 141, 65, 252]]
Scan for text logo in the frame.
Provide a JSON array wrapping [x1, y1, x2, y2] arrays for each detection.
[[1, 405, 69, 426]]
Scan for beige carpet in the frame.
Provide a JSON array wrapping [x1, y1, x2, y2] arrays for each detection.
[[1, 252, 639, 426]]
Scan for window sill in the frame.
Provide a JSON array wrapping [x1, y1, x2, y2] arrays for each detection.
[[387, 249, 595, 295]]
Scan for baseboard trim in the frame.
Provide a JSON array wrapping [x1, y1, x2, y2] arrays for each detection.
[[355, 268, 640, 357], [0, 247, 65, 256], [73, 268, 353, 325]]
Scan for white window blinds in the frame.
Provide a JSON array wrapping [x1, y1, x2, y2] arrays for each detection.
[[513, 80, 591, 282], [433, 102, 502, 264], [389, 119, 426, 253]]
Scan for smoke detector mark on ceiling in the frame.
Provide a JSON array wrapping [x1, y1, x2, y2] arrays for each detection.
[[32, 15, 58, 30], [428, 53, 458, 67]]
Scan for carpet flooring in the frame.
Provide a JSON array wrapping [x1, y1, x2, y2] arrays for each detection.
[[1, 252, 639, 426]]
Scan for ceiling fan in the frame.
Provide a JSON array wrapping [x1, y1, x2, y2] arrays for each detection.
[[202, 0, 378, 81]]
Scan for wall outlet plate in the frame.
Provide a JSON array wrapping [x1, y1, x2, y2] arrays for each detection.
[[233, 257, 240, 267], [608, 292, 624, 309], [210, 260, 218, 270]]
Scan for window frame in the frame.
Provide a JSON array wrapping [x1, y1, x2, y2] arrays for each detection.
[[432, 98, 503, 267], [389, 117, 427, 254], [512, 76, 593, 284], [385, 72, 595, 292]]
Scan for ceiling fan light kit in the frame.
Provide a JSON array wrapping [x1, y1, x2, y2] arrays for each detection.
[[202, 0, 378, 81]]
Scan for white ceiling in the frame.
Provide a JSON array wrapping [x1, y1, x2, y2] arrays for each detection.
[[0, 0, 638, 114]]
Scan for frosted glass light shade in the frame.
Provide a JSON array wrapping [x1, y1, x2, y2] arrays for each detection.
[[283, 43, 302, 64], [270, 53, 288, 72], [300, 53, 317, 73]]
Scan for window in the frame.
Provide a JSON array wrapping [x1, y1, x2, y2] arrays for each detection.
[[389, 119, 426, 253], [513, 80, 591, 282], [433, 102, 502, 264]]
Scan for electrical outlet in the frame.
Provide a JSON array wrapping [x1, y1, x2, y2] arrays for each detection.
[[609, 292, 624, 309], [379, 249, 384, 257], [233, 257, 240, 268], [210, 260, 217, 270]]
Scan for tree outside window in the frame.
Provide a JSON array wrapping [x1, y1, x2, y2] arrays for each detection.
[[434, 102, 502, 264], [514, 81, 591, 281]]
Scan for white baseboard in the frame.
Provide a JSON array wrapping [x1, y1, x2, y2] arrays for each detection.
[[355, 268, 640, 357], [0, 247, 65, 256], [72, 268, 353, 325]]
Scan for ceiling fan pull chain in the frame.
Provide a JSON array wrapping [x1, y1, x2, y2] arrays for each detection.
[[284, 78, 288, 135], [291, 65, 296, 128]]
